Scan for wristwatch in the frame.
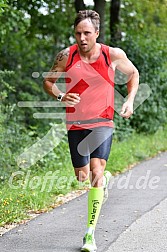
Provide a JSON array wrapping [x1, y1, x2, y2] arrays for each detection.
[[57, 93, 65, 102]]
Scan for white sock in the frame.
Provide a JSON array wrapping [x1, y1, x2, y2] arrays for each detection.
[[103, 175, 106, 188], [86, 227, 95, 236]]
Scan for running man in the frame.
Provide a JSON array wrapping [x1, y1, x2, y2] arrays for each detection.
[[43, 10, 139, 252]]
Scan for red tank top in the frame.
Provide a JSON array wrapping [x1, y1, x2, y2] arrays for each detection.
[[65, 44, 115, 130]]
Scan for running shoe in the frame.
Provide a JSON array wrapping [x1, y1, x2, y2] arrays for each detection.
[[81, 233, 97, 252], [103, 170, 112, 204]]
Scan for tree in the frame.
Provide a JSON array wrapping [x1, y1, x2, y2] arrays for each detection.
[[110, 0, 121, 45], [74, 0, 86, 12], [94, 0, 106, 43]]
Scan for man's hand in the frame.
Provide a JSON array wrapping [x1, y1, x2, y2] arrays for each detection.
[[120, 100, 134, 119], [62, 93, 81, 107]]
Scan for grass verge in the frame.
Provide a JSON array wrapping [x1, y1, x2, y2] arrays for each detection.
[[107, 125, 167, 174]]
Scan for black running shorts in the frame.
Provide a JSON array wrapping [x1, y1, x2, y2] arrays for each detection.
[[67, 127, 113, 168]]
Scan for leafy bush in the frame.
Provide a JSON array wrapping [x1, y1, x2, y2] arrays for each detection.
[[105, 0, 167, 138], [110, 34, 167, 138], [120, 36, 167, 133]]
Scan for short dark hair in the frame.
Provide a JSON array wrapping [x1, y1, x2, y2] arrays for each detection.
[[74, 10, 100, 31]]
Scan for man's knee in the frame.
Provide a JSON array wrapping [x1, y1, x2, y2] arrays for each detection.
[[75, 166, 89, 182], [91, 158, 106, 169], [76, 172, 89, 182], [91, 168, 103, 180], [90, 158, 106, 186]]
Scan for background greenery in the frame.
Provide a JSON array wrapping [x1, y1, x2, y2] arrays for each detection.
[[0, 0, 167, 226]]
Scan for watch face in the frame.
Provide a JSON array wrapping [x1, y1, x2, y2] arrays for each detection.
[[57, 93, 64, 101]]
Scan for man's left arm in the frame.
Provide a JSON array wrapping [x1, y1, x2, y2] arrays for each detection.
[[120, 63, 139, 118], [110, 47, 139, 118]]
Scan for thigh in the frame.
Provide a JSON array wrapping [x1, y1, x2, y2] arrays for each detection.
[[90, 127, 113, 161], [67, 129, 91, 168]]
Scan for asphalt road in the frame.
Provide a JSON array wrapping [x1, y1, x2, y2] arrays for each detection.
[[0, 151, 167, 252]]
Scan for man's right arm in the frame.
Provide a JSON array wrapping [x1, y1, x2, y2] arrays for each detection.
[[43, 48, 69, 98], [43, 48, 80, 106]]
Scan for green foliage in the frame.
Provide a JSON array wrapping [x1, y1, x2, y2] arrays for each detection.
[[0, 70, 15, 100], [0, 70, 17, 180], [120, 0, 167, 41], [113, 113, 135, 141], [0, 0, 8, 14], [117, 36, 167, 134], [0, 0, 167, 226]]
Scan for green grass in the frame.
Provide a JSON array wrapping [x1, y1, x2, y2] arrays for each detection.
[[0, 125, 167, 227], [107, 125, 167, 174]]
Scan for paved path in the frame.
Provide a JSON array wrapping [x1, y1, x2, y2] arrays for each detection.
[[106, 198, 167, 252], [0, 151, 167, 252]]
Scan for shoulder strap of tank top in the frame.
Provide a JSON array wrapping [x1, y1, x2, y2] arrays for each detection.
[[101, 44, 111, 67], [66, 44, 78, 69]]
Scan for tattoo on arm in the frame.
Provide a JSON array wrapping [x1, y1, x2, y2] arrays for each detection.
[[56, 50, 69, 61], [52, 49, 69, 69]]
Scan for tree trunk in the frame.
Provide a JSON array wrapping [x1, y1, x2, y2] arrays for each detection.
[[74, 0, 86, 13], [94, 0, 106, 43], [110, 0, 121, 45]]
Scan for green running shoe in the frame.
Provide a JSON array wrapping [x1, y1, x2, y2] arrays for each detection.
[[81, 233, 97, 252], [103, 170, 112, 204]]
